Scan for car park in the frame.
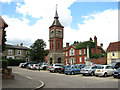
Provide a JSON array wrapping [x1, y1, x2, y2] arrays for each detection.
[[113, 67, 120, 78], [49, 63, 64, 73], [80, 65, 98, 76], [65, 64, 85, 75], [95, 65, 114, 77]]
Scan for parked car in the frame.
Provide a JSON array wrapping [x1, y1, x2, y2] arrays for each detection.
[[65, 64, 85, 75], [30, 64, 39, 70], [58, 66, 66, 74], [80, 65, 98, 76], [95, 65, 114, 77], [26, 64, 33, 69], [40, 63, 48, 70], [21, 62, 37, 68], [19, 63, 25, 68], [113, 67, 120, 78], [109, 62, 120, 69], [49, 63, 64, 73]]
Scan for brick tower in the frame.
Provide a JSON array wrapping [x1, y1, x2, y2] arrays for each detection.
[[48, 7, 65, 65]]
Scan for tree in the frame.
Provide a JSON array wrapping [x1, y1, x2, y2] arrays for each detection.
[[29, 39, 47, 63], [2, 30, 7, 52], [89, 37, 93, 42]]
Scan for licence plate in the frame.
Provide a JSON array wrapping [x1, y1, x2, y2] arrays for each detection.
[[97, 70, 100, 72], [82, 70, 85, 71], [66, 69, 68, 70]]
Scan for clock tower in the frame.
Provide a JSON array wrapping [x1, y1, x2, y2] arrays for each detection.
[[48, 7, 65, 65]]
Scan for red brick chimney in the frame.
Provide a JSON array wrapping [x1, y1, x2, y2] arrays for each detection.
[[94, 36, 97, 48], [66, 43, 69, 48]]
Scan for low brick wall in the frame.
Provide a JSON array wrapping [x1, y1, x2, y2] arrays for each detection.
[[91, 57, 107, 64]]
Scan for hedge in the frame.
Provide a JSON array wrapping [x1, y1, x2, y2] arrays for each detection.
[[7, 59, 26, 66], [0, 60, 8, 69]]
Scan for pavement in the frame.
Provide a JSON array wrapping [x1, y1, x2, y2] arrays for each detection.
[[2, 73, 44, 90]]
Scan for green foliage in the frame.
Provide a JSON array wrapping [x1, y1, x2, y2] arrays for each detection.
[[91, 53, 101, 59], [0, 60, 8, 69], [2, 30, 7, 52], [74, 41, 79, 44], [75, 41, 95, 49], [7, 59, 26, 66], [29, 39, 47, 62], [89, 37, 93, 42]]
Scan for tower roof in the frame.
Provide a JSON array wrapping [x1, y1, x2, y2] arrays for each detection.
[[49, 6, 63, 28]]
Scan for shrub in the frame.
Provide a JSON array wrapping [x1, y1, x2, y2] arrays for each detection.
[[0, 60, 8, 69], [7, 59, 26, 66]]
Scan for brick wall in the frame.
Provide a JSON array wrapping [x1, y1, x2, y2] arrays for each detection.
[[91, 57, 107, 64]]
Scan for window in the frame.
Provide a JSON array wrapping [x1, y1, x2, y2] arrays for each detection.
[[26, 51, 29, 55], [17, 50, 21, 55], [66, 59, 68, 65], [112, 52, 115, 56], [70, 48, 75, 56], [79, 50, 82, 55], [84, 57, 87, 62], [8, 50, 12, 55], [66, 52, 68, 56], [84, 49, 86, 54], [79, 57, 82, 62], [58, 43, 59, 49]]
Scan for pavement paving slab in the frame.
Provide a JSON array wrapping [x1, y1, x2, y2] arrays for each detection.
[[2, 73, 43, 90]]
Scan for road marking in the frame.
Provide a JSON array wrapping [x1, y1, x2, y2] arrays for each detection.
[[34, 80, 45, 90], [26, 76, 32, 80]]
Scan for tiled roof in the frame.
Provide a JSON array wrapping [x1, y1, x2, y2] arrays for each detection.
[[6, 44, 30, 50], [107, 41, 120, 52]]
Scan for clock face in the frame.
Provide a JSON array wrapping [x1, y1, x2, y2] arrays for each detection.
[[56, 29, 62, 36]]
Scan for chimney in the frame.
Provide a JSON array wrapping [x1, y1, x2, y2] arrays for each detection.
[[66, 43, 69, 47], [100, 43, 103, 48], [20, 43, 23, 46], [94, 36, 97, 47]]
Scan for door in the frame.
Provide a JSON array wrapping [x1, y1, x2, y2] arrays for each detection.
[[50, 58, 52, 65]]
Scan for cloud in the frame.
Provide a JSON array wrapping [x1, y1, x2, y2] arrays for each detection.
[[76, 0, 120, 2], [64, 9, 118, 50], [2, 1, 118, 51]]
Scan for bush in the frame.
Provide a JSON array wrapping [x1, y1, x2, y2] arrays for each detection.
[[7, 59, 26, 66], [0, 60, 8, 69]]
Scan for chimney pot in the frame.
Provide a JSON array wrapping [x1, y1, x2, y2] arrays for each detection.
[[66, 43, 69, 47]]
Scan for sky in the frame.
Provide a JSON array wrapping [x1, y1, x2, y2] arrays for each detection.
[[0, 0, 119, 50]]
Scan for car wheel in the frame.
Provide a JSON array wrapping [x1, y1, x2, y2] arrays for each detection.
[[91, 72, 94, 76], [113, 75, 117, 78], [104, 73, 108, 77], [71, 71, 74, 75], [82, 74, 85, 76], [95, 75, 98, 77]]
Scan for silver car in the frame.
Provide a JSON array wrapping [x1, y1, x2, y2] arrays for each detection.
[[80, 65, 98, 76], [95, 65, 114, 77]]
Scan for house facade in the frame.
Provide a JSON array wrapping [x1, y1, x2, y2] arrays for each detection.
[[0, 16, 8, 54], [3, 43, 30, 62], [63, 36, 106, 65], [107, 41, 120, 64]]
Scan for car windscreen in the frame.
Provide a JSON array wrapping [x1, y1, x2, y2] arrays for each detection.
[[84, 66, 91, 69], [109, 63, 116, 67], [97, 66, 104, 69]]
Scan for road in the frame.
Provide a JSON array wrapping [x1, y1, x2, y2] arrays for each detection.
[[10, 66, 119, 88]]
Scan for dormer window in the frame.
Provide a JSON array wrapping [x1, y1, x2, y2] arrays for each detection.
[[17, 50, 21, 55], [70, 48, 75, 56]]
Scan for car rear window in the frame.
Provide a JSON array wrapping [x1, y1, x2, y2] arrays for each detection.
[[55, 65, 62, 66], [97, 66, 104, 69]]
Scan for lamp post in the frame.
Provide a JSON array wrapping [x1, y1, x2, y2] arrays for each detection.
[[85, 45, 91, 66]]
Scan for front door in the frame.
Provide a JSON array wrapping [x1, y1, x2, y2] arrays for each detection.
[[50, 58, 52, 65]]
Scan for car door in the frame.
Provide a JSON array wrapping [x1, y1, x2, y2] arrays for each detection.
[[105, 66, 113, 75]]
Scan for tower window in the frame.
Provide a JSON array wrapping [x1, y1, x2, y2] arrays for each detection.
[[58, 43, 59, 49]]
